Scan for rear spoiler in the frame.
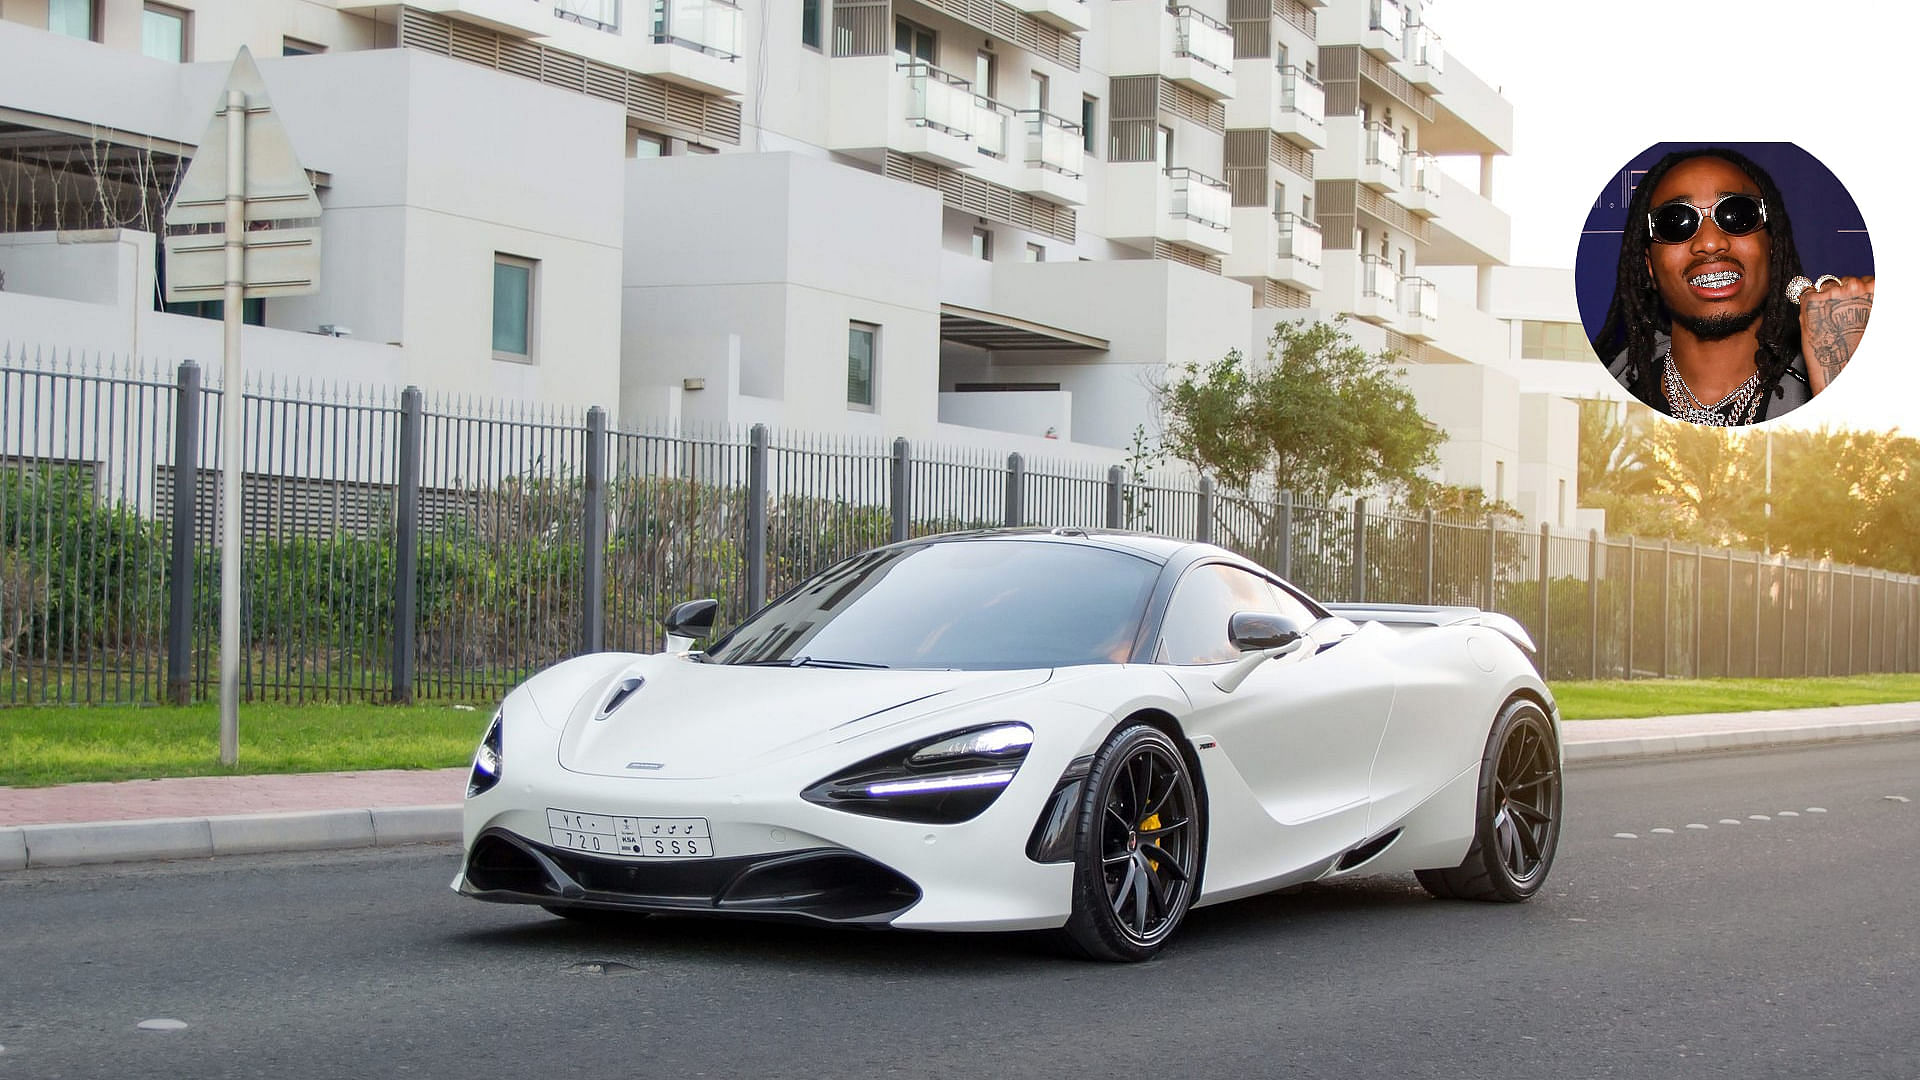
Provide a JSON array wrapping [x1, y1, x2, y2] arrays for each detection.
[[1323, 603, 1536, 654]]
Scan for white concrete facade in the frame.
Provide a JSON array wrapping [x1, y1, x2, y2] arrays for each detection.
[[0, 0, 1591, 522]]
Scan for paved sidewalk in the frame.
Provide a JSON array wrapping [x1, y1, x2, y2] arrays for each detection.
[[3, 703, 1916, 872]]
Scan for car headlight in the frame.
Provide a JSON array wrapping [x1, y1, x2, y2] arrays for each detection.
[[802, 723, 1033, 824], [466, 711, 504, 799]]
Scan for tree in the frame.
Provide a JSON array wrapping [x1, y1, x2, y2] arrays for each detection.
[[1158, 318, 1442, 503]]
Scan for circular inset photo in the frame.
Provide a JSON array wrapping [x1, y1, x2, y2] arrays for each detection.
[[1576, 142, 1874, 426]]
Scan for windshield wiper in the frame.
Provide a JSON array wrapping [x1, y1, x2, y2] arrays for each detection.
[[732, 655, 890, 669]]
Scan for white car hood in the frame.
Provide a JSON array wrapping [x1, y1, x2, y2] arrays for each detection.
[[556, 657, 1052, 780]]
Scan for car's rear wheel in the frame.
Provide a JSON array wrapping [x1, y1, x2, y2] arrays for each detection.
[[1063, 725, 1201, 962], [1417, 698, 1561, 902]]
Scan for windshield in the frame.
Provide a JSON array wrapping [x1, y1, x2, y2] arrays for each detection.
[[704, 539, 1161, 670]]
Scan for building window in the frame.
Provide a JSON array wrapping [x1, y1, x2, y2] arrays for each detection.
[[628, 129, 668, 158], [1494, 460, 1505, 503], [1028, 71, 1049, 112], [802, 0, 822, 49], [894, 18, 934, 65], [975, 52, 996, 98], [492, 254, 536, 363], [1301, 194, 1313, 223], [1156, 125, 1173, 170], [971, 227, 993, 261], [142, 3, 189, 62], [1521, 320, 1593, 363], [1025, 243, 1044, 262], [1557, 480, 1567, 528], [282, 37, 326, 56], [848, 322, 877, 410], [1272, 181, 1286, 222], [1082, 96, 1097, 157], [48, 0, 97, 41]]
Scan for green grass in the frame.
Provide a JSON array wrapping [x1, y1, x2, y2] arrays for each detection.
[[1554, 674, 1920, 721], [0, 702, 491, 788]]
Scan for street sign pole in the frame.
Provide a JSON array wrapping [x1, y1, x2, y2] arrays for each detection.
[[219, 88, 246, 767]]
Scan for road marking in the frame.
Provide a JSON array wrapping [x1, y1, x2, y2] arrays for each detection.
[[1886, 796, 1911, 803], [1686, 823, 1709, 830], [1612, 832, 1637, 839], [1806, 807, 1827, 813], [1719, 819, 1742, 825], [1748, 815, 1771, 821], [1777, 810, 1800, 817], [137, 1019, 187, 1032], [1651, 827, 1675, 834]]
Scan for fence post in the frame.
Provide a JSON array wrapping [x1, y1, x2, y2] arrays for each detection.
[[1755, 552, 1766, 677], [1845, 567, 1856, 675], [1625, 536, 1636, 680], [1587, 529, 1599, 681], [1276, 491, 1293, 581], [1826, 563, 1837, 676], [1659, 539, 1671, 679], [1350, 497, 1366, 603], [1694, 545, 1705, 678], [1423, 508, 1436, 605], [1197, 476, 1214, 545], [1105, 465, 1124, 529], [890, 437, 911, 543], [1866, 569, 1877, 673], [1725, 551, 1734, 678], [747, 423, 768, 611], [1004, 452, 1025, 527], [581, 406, 607, 655], [390, 386, 422, 705], [1537, 522, 1550, 676], [166, 361, 202, 706], [1484, 514, 1497, 612]]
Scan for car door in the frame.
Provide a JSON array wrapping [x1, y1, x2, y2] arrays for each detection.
[[1159, 563, 1399, 880]]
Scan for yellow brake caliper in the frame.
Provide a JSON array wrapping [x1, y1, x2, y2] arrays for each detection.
[[1139, 813, 1161, 872]]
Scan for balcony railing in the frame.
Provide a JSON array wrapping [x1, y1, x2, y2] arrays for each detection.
[[1405, 151, 1440, 196], [1361, 254, 1399, 304], [903, 62, 976, 138], [1407, 21, 1443, 72], [1364, 121, 1402, 173], [1022, 109, 1085, 178], [1169, 167, 1230, 231], [1171, 6, 1234, 74], [1276, 213, 1321, 268], [1400, 275, 1438, 320], [1279, 65, 1324, 126], [556, 0, 620, 32], [973, 96, 1014, 158], [651, 0, 740, 58], [1369, 0, 1404, 43]]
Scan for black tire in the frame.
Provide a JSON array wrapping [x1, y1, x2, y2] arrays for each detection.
[[1417, 697, 1561, 902], [1062, 725, 1202, 962]]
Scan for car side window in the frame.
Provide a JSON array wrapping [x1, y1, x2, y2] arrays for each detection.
[[1264, 581, 1320, 626], [1156, 564, 1284, 665]]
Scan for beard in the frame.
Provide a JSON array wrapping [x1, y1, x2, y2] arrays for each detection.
[[1668, 301, 1763, 342]]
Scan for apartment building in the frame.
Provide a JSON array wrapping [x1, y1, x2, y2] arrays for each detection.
[[0, 0, 1581, 519]]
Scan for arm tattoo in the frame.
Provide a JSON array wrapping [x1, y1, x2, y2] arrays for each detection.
[[1805, 296, 1871, 376]]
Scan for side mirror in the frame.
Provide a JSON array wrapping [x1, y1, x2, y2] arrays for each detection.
[[1228, 611, 1307, 652], [663, 598, 719, 654]]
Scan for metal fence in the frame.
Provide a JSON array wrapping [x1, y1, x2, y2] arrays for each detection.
[[3, 351, 1917, 705]]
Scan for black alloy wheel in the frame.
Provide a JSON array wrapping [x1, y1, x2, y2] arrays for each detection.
[[1064, 725, 1201, 961], [1417, 698, 1561, 902]]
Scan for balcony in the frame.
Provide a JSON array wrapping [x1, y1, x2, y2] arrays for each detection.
[[1362, 0, 1405, 62], [1398, 150, 1441, 216], [1228, 210, 1323, 291], [830, 59, 984, 170], [1355, 253, 1399, 326], [1109, 2, 1235, 101], [1405, 20, 1443, 90], [629, 0, 742, 92], [1229, 61, 1325, 149], [1107, 164, 1233, 256], [1004, 0, 1091, 34], [360, 0, 552, 37], [1019, 110, 1087, 206], [1360, 120, 1401, 191], [1398, 275, 1437, 340], [1422, 170, 1511, 265]]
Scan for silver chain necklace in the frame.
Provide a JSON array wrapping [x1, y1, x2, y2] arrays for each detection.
[[1660, 343, 1765, 426]]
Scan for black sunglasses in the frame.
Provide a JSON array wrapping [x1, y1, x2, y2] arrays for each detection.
[[1647, 193, 1768, 245]]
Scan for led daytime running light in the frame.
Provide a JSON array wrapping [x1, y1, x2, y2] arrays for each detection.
[[865, 770, 1017, 797]]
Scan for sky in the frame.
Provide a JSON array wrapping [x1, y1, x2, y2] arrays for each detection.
[[1428, 0, 1913, 435]]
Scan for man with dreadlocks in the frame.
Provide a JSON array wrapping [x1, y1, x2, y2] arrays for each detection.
[[1591, 147, 1873, 426]]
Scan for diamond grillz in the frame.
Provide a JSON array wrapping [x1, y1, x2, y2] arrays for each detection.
[[1688, 270, 1741, 288]]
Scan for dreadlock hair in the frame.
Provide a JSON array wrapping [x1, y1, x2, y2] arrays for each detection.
[[1591, 147, 1804, 419]]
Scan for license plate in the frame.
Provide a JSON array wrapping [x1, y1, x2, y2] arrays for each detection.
[[547, 809, 714, 859]]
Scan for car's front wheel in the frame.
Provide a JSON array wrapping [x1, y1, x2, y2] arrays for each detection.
[[1417, 697, 1561, 902], [1063, 724, 1201, 962]]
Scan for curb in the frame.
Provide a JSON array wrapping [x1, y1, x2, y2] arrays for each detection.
[[0, 805, 458, 871], [3, 720, 1918, 872]]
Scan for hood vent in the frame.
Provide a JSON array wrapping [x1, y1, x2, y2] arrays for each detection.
[[595, 676, 645, 721]]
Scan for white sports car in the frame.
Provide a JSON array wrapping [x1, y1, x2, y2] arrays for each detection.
[[454, 529, 1562, 961]]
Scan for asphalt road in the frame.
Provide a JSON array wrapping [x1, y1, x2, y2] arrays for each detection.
[[1, 739, 1915, 1080]]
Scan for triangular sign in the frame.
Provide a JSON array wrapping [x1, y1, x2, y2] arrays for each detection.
[[164, 47, 322, 227]]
